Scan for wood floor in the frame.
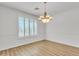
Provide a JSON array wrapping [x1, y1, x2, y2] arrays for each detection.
[[0, 40, 79, 56]]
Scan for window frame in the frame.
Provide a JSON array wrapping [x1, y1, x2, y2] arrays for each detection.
[[18, 16, 37, 38]]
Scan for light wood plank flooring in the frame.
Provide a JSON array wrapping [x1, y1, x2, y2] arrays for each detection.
[[0, 40, 79, 56]]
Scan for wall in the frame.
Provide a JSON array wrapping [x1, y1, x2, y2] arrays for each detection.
[[47, 8, 79, 48], [0, 6, 46, 51]]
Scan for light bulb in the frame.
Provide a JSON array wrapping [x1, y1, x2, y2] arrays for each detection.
[[42, 19, 47, 23]]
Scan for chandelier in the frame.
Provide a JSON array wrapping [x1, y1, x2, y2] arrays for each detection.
[[38, 2, 52, 23]]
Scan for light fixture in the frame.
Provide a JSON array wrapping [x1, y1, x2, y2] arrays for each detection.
[[38, 2, 52, 23]]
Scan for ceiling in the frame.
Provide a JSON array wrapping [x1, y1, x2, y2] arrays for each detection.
[[0, 2, 79, 17]]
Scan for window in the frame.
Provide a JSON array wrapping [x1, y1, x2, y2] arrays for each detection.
[[18, 17, 37, 38], [30, 19, 34, 36], [25, 18, 29, 36], [18, 17, 25, 37]]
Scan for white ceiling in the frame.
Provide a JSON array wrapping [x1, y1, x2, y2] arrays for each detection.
[[0, 2, 79, 16]]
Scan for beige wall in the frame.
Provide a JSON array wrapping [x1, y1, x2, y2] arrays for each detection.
[[0, 6, 46, 51], [47, 8, 79, 47]]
